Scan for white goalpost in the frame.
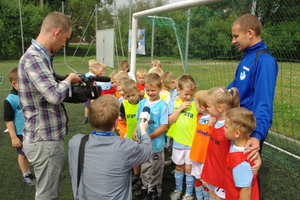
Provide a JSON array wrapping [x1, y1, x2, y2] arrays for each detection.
[[129, 0, 225, 73]]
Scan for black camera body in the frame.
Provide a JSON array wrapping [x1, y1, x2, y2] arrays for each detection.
[[54, 73, 110, 103]]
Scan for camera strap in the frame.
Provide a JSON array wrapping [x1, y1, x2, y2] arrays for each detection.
[[76, 134, 89, 199]]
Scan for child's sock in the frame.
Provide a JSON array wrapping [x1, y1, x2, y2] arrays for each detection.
[[203, 186, 209, 200], [185, 173, 195, 196], [174, 171, 184, 192], [195, 180, 204, 199], [22, 170, 31, 177]]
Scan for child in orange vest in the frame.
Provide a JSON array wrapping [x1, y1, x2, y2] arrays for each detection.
[[189, 90, 211, 200]]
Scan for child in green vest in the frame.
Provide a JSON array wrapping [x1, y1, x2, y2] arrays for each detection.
[[167, 74, 198, 200], [119, 79, 142, 188]]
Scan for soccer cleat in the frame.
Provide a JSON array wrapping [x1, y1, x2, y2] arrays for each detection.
[[136, 188, 148, 199], [182, 194, 194, 200], [132, 179, 143, 191], [24, 173, 36, 186], [132, 176, 140, 185], [81, 118, 89, 125], [169, 190, 182, 200]]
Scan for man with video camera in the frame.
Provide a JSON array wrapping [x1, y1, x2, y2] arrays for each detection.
[[18, 12, 81, 199]]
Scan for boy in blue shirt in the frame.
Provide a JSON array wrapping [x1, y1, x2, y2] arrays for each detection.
[[133, 73, 169, 200], [3, 67, 36, 185]]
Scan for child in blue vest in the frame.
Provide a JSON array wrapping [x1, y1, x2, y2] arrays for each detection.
[[167, 74, 198, 200], [133, 73, 169, 199], [3, 67, 36, 185]]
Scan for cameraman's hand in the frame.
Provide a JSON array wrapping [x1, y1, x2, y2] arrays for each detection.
[[66, 73, 81, 84]]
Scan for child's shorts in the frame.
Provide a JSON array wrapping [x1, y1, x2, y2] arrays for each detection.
[[191, 161, 204, 179], [85, 99, 91, 107], [171, 148, 192, 165], [206, 183, 225, 199], [16, 135, 25, 155]]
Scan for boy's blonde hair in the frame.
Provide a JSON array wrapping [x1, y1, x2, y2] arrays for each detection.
[[148, 67, 163, 77], [114, 70, 129, 80], [117, 77, 129, 87], [109, 70, 118, 78], [93, 63, 106, 75], [136, 68, 147, 77], [207, 87, 240, 110], [162, 72, 176, 90], [145, 73, 162, 88], [89, 95, 119, 131], [88, 59, 98, 66], [194, 90, 208, 109], [122, 79, 138, 94], [120, 60, 129, 70], [177, 74, 197, 92], [226, 107, 256, 136], [151, 59, 162, 68], [9, 67, 18, 83]]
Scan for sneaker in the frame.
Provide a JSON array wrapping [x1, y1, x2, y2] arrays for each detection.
[[144, 190, 158, 200], [136, 188, 148, 198], [164, 160, 173, 166], [132, 176, 140, 185], [182, 194, 194, 200], [81, 118, 89, 125], [170, 190, 182, 200], [24, 173, 36, 186], [132, 179, 143, 191]]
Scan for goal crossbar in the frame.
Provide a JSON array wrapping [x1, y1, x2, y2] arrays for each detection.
[[129, 0, 225, 73]]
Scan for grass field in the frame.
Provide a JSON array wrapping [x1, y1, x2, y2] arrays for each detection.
[[0, 58, 300, 199]]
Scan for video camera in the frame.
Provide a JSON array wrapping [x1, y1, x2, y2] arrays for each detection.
[[54, 73, 111, 103]]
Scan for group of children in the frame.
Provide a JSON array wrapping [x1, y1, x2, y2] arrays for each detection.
[[5, 58, 260, 200], [76, 58, 260, 200]]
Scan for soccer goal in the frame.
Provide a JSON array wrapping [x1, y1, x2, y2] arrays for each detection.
[[129, 0, 300, 173]]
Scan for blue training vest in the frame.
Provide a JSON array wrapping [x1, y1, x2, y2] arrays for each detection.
[[6, 94, 24, 135]]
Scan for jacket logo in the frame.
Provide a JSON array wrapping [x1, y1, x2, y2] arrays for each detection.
[[243, 66, 250, 71], [240, 71, 246, 80]]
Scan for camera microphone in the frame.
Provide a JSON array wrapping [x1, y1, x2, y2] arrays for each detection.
[[140, 106, 150, 122], [92, 76, 111, 82]]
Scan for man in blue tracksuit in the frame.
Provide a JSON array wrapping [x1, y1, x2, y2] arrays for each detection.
[[228, 14, 278, 158]]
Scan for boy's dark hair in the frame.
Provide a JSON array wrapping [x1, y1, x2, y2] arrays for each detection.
[[226, 107, 256, 136], [9, 67, 18, 83], [89, 95, 119, 131], [145, 73, 162, 88]]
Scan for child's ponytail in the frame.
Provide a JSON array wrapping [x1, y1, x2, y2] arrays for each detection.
[[207, 87, 240, 110]]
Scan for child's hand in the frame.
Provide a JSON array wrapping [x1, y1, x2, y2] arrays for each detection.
[[11, 137, 22, 148], [208, 117, 216, 128], [200, 179, 207, 187], [132, 132, 140, 143], [138, 90, 144, 97], [179, 101, 191, 111], [251, 152, 261, 174]]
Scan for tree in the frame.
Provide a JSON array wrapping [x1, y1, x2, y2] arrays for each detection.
[[0, 0, 45, 60]]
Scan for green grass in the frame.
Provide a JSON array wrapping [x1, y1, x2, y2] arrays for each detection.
[[1, 58, 300, 199]]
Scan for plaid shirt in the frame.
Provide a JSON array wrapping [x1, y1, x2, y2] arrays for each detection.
[[18, 39, 71, 143]]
